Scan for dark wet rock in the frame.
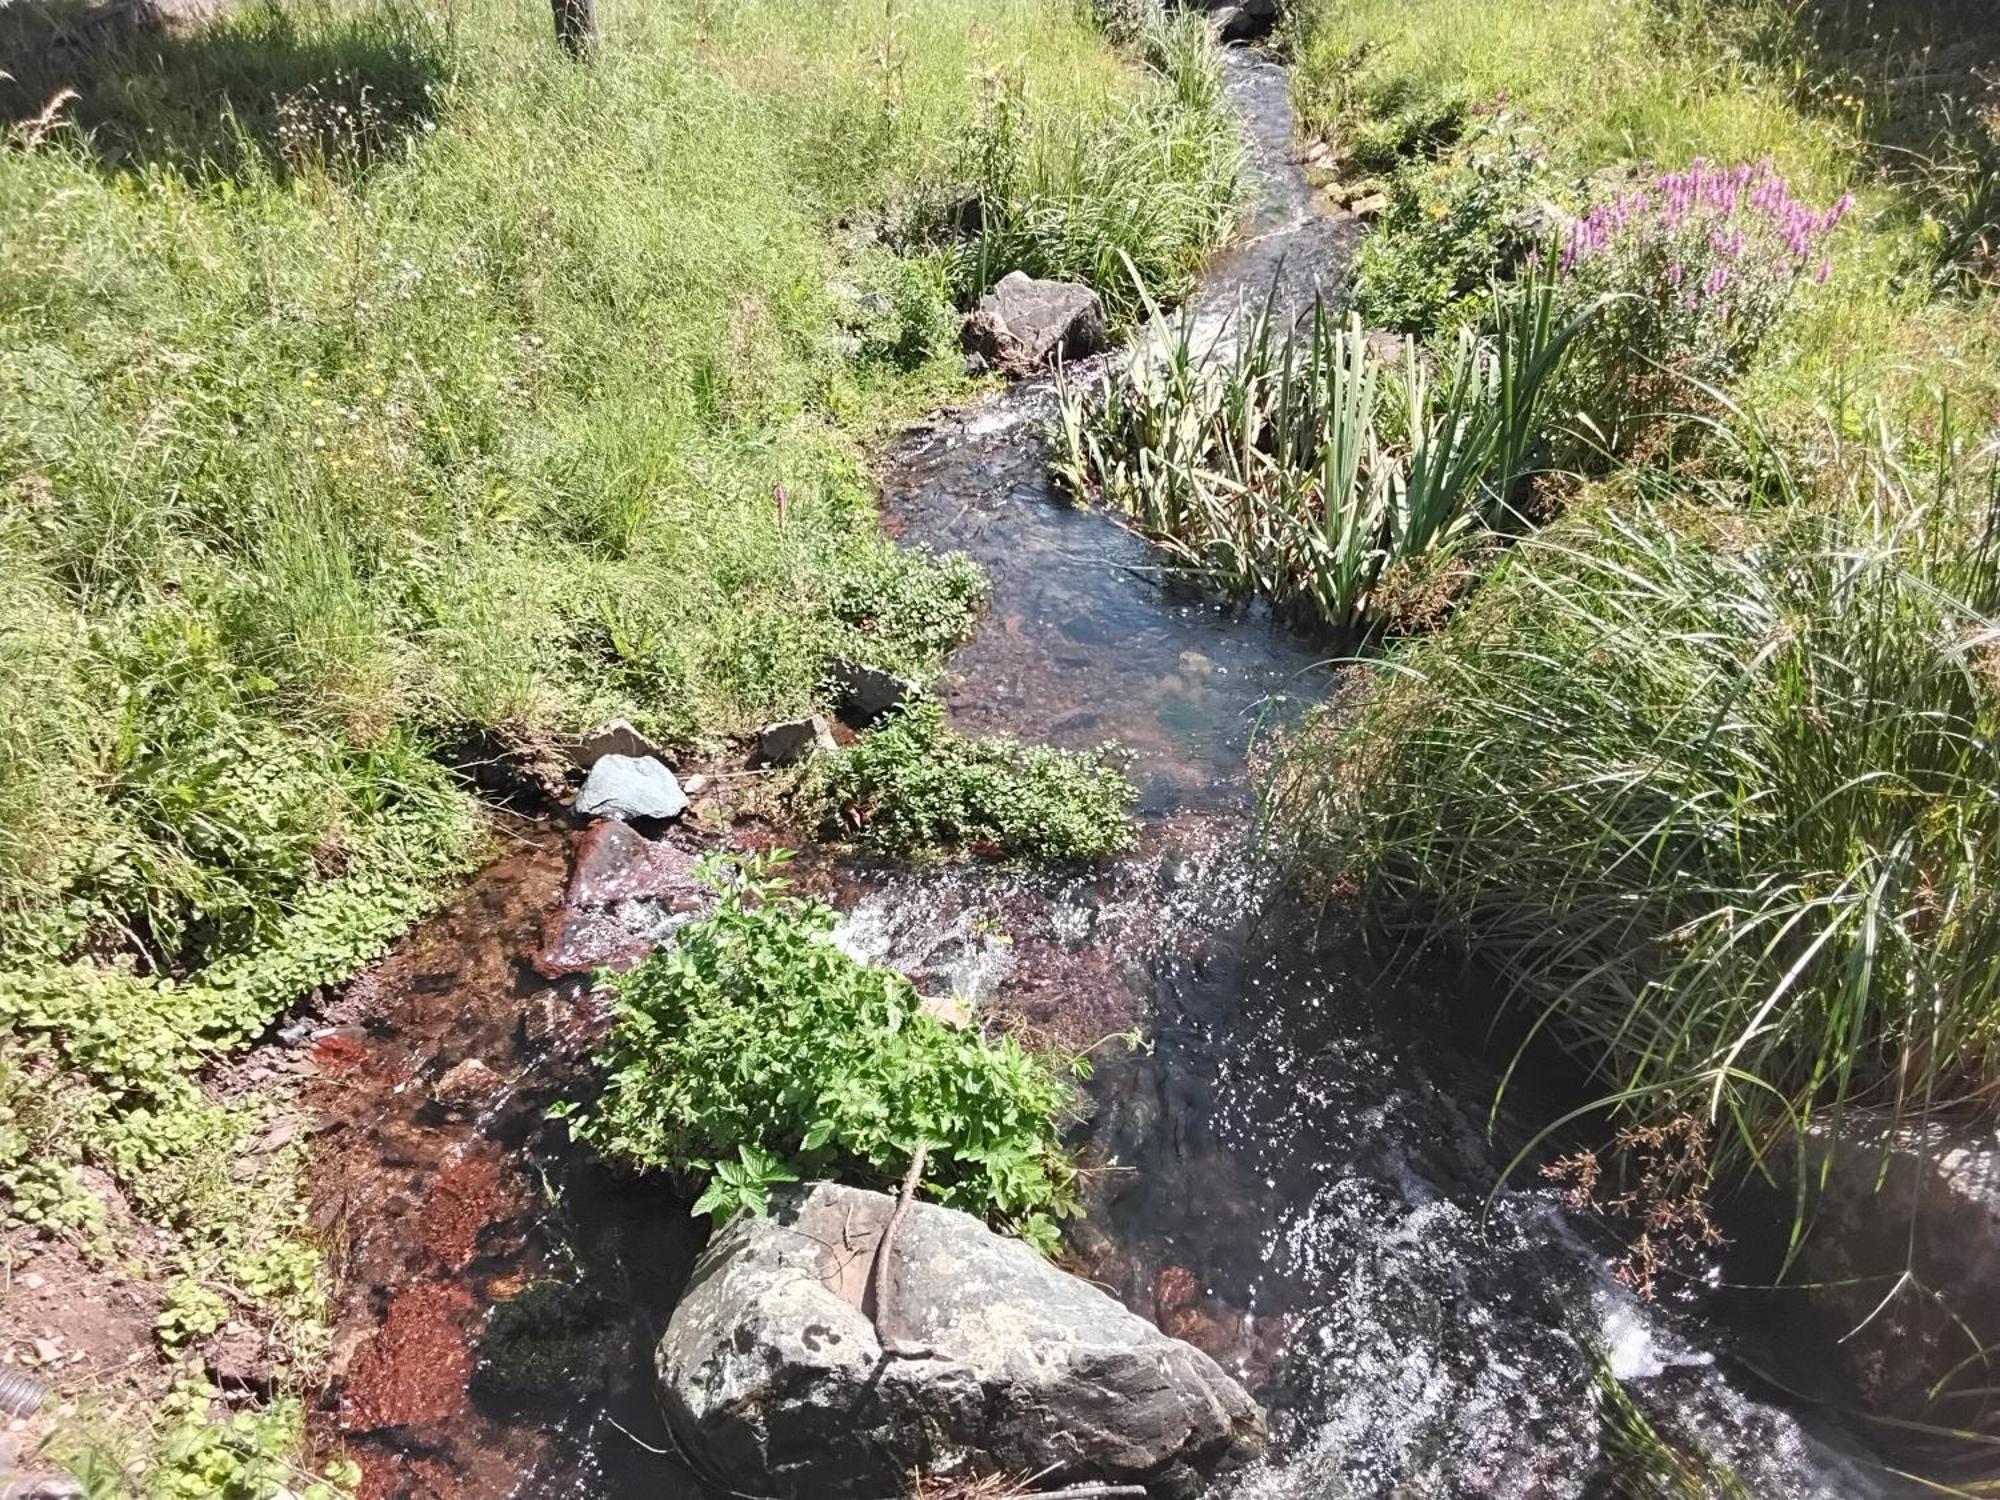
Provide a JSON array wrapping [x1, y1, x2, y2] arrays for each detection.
[[1786, 1116, 2000, 1417], [573, 754, 688, 821], [829, 658, 917, 726], [658, 1181, 1264, 1499], [432, 1058, 502, 1114], [758, 714, 837, 766], [531, 821, 709, 978], [559, 717, 667, 770], [960, 271, 1107, 375], [1196, 0, 1277, 38]]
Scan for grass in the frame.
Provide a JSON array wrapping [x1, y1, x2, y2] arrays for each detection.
[[1054, 266, 1601, 629], [1275, 420, 2000, 1176], [0, 0, 1241, 1486]]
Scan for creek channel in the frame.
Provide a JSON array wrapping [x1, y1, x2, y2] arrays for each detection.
[[308, 47, 1918, 1500]]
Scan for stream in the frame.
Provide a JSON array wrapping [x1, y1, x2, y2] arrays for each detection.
[[310, 48, 1917, 1500]]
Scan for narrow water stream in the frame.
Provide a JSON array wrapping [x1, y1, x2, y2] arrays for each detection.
[[312, 49, 1914, 1500]]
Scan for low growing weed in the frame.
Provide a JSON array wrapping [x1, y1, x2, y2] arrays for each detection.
[[560, 857, 1082, 1250], [798, 702, 1136, 861]]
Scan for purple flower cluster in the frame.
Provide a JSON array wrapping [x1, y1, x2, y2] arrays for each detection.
[[1556, 158, 1853, 379], [1561, 158, 1850, 285]]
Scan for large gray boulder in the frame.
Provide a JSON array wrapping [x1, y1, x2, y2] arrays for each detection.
[[659, 1182, 1264, 1498], [574, 753, 688, 821], [960, 271, 1109, 375]]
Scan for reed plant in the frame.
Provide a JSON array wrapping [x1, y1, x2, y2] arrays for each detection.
[[1053, 267, 1601, 628], [1275, 410, 2000, 1172]]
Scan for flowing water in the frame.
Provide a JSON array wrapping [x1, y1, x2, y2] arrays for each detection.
[[317, 48, 1920, 1500]]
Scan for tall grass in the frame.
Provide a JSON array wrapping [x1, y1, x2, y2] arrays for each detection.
[[944, 10, 1243, 319], [0, 0, 1239, 966], [1275, 415, 2000, 1168], [1053, 269, 1599, 628]]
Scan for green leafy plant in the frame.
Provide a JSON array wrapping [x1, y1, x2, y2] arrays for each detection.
[[561, 856, 1082, 1246], [1056, 268, 1603, 629], [798, 702, 1136, 860], [1353, 113, 1565, 335]]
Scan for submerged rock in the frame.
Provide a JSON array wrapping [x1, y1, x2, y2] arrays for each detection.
[[960, 271, 1108, 375], [573, 753, 688, 821], [530, 820, 708, 978], [1787, 1116, 2000, 1418], [758, 714, 837, 766], [658, 1181, 1264, 1498]]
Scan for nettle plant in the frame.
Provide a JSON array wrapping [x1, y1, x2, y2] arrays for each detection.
[[1557, 159, 1851, 447], [559, 856, 1083, 1252]]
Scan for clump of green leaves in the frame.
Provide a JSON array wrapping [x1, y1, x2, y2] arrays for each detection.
[[1353, 114, 1566, 335], [563, 857, 1081, 1251], [799, 703, 1136, 860], [831, 549, 987, 675], [59, 1382, 357, 1500]]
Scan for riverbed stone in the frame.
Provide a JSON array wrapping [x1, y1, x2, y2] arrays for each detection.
[[559, 717, 667, 770], [829, 659, 918, 726], [758, 714, 837, 766], [573, 754, 688, 821], [960, 271, 1108, 375], [658, 1181, 1265, 1498], [531, 821, 709, 978], [1786, 1116, 2000, 1416]]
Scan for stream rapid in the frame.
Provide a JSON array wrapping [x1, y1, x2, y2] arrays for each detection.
[[313, 48, 1915, 1500]]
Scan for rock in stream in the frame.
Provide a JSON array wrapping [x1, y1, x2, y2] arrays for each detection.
[[657, 1181, 1265, 1498]]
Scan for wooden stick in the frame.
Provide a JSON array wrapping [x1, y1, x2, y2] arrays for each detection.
[[869, 1143, 934, 1360]]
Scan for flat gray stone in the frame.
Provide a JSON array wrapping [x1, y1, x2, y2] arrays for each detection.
[[659, 1182, 1263, 1498], [574, 754, 688, 821], [560, 718, 667, 770], [759, 715, 838, 766]]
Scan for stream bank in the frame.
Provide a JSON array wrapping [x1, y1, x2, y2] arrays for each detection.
[[309, 46, 1921, 1500]]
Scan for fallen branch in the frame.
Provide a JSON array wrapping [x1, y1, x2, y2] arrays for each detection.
[[869, 1142, 934, 1360]]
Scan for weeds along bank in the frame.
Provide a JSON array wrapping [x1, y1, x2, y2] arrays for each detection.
[[1249, 0, 2000, 1212], [0, 0, 1239, 1486]]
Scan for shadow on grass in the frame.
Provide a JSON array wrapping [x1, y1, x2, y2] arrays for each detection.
[[0, 0, 447, 181]]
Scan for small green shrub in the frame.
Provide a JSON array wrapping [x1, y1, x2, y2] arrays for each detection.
[[561, 857, 1081, 1250], [1352, 114, 1566, 335], [799, 702, 1136, 860]]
